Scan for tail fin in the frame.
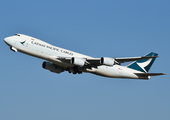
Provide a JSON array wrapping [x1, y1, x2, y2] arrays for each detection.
[[127, 52, 158, 73]]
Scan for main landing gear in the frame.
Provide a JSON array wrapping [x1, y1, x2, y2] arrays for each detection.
[[67, 66, 82, 74]]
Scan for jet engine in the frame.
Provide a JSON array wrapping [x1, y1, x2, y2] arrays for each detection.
[[70, 57, 85, 67], [100, 57, 115, 66], [42, 61, 63, 73]]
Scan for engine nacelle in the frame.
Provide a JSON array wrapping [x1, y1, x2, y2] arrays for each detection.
[[42, 61, 63, 73], [70, 57, 85, 67], [100, 57, 115, 66]]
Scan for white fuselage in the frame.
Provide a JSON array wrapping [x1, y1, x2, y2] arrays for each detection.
[[4, 34, 141, 79]]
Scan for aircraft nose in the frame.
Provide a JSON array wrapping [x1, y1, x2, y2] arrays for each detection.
[[4, 37, 14, 46], [4, 37, 9, 44]]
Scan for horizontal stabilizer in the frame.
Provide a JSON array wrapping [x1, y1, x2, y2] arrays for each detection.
[[134, 73, 166, 76], [135, 73, 166, 77]]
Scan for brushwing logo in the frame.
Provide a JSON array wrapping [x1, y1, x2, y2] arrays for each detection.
[[20, 41, 26, 45], [20, 40, 28, 47], [136, 58, 152, 73]]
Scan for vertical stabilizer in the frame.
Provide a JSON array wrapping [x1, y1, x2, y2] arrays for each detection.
[[127, 52, 158, 73]]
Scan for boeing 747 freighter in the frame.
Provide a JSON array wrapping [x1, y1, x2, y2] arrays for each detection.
[[4, 34, 165, 79]]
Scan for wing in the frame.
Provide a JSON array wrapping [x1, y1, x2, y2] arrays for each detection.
[[53, 55, 158, 67], [46, 55, 162, 75]]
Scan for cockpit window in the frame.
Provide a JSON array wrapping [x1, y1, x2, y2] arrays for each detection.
[[15, 34, 20, 36]]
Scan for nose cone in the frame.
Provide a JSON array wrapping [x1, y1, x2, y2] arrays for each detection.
[[4, 36, 14, 47], [4, 37, 10, 44]]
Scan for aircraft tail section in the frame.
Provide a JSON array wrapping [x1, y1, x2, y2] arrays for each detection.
[[127, 52, 158, 73]]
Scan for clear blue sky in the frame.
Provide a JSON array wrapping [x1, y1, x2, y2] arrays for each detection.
[[0, 0, 169, 120]]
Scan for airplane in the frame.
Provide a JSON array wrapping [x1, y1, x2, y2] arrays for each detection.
[[4, 34, 165, 80]]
